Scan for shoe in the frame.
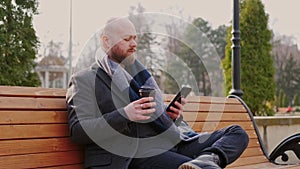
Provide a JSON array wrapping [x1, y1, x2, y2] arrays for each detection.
[[178, 153, 221, 169]]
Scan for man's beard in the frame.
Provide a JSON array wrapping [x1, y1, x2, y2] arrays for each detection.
[[110, 46, 136, 66], [120, 54, 136, 66]]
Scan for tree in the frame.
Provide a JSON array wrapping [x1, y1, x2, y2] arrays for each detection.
[[74, 34, 100, 72], [276, 89, 288, 107], [179, 18, 212, 96], [0, 0, 40, 86], [271, 35, 300, 106], [222, 0, 276, 115], [207, 24, 228, 96], [165, 17, 227, 96], [278, 56, 300, 105], [163, 12, 187, 94], [128, 3, 163, 83], [209, 25, 228, 59], [294, 94, 300, 106]]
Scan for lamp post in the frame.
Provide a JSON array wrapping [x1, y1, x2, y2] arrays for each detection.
[[229, 0, 243, 97], [68, 0, 73, 82]]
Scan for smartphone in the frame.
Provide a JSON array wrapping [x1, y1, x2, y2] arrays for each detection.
[[166, 86, 192, 112]]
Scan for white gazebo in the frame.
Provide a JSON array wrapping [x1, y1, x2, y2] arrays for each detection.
[[36, 56, 68, 88]]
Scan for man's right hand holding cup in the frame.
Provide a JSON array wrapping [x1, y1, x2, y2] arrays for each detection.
[[124, 87, 156, 121]]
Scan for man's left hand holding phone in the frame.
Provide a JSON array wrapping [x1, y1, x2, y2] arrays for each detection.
[[166, 98, 187, 120], [166, 86, 191, 121]]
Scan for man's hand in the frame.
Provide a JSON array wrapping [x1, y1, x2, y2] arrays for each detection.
[[166, 98, 187, 120], [124, 97, 156, 121]]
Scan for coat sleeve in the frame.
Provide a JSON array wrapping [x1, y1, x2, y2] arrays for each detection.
[[66, 70, 131, 145]]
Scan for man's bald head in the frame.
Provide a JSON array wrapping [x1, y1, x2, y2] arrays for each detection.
[[102, 17, 136, 39]]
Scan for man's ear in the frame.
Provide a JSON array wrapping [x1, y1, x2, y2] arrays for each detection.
[[101, 35, 110, 50]]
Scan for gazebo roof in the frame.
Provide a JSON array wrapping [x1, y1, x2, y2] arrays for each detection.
[[36, 56, 67, 73], [38, 55, 65, 67]]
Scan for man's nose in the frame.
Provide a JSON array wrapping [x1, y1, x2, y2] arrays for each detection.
[[130, 39, 137, 47]]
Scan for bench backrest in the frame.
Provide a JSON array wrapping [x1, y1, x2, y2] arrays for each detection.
[[0, 86, 83, 169], [0, 86, 267, 168]]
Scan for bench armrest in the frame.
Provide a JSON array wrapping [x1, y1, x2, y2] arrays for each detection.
[[228, 95, 300, 165], [269, 133, 300, 164]]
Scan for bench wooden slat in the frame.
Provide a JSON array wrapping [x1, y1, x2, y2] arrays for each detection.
[[0, 112, 251, 125], [42, 164, 84, 169], [0, 97, 66, 110], [0, 110, 67, 124], [188, 121, 254, 131], [193, 125, 254, 133], [164, 94, 241, 104], [0, 124, 69, 140], [0, 111, 250, 125], [239, 147, 264, 158], [284, 165, 300, 169], [0, 127, 255, 141], [247, 138, 261, 148], [191, 123, 258, 140], [182, 103, 247, 112], [183, 112, 250, 122], [0, 151, 83, 169], [0, 86, 66, 97], [0, 138, 81, 156], [228, 162, 284, 169], [245, 130, 259, 139], [228, 161, 298, 169], [195, 129, 257, 139], [227, 155, 269, 167]]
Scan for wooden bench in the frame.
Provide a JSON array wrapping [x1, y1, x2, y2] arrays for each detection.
[[0, 86, 299, 169]]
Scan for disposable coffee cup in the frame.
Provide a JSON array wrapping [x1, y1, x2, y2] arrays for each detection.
[[139, 87, 156, 114], [139, 87, 156, 98]]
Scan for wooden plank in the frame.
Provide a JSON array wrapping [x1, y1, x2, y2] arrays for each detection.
[[239, 147, 264, 158], [222, 129, 258, 140], [0, 138, 81, 156], [164, 94, 241, 104], [228, 155, 269, 167], [0, 110, 67, 124], [246, 138, 261, 148], [0, 124, 69, 140], [228, 162, 299, 169], [0, 151, 83, 169], [182, 103, 246, 112], [42, 164, 83, 169], [193, 128, 258, 140], [0, 86, 66, 97], [283, 165, 300, 169], [228, 162, 287, 169], [188, 121, 255, 132], [246, 131, 260, 139], [0, 123, 256, 141], [0, 97, 66, 110], [183, 112, 250, 122]]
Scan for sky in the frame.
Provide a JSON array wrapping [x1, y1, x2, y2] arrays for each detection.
[[33, 0, 300, 61]]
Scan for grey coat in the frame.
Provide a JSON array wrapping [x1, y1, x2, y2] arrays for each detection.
[[66, 63, 187, 169]]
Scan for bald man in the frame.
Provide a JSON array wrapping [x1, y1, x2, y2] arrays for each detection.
[[66, 17, 249, 169]]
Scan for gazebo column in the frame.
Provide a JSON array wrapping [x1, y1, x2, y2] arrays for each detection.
[[45, 71, 49, 88], [63, 72, 67, 89], [37, 72, 45, 88]]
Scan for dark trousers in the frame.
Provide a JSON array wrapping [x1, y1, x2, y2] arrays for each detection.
[[128, 125, 249, 169]]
